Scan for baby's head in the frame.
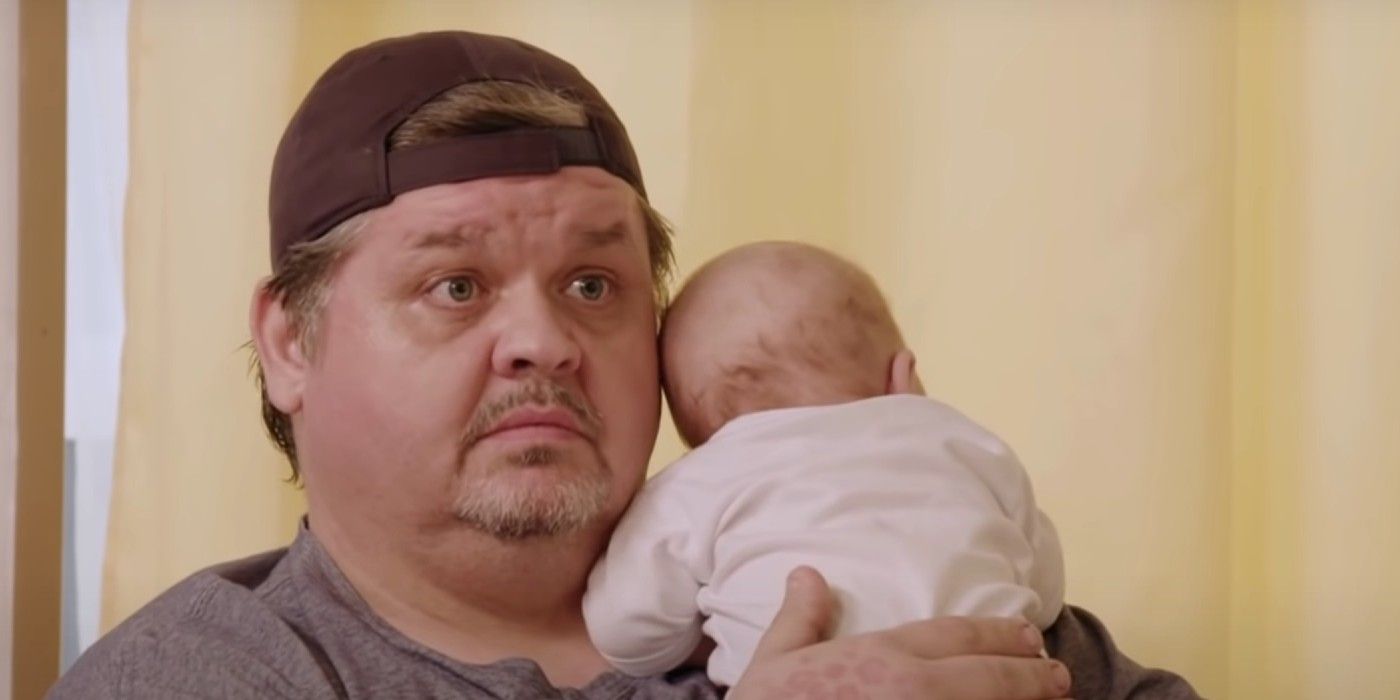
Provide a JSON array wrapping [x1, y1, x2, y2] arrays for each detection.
[[661, 242, 922, 447]]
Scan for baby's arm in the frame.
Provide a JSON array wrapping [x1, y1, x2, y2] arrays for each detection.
[[582, 480, 709, 677], [947, 434, 1066, 628]]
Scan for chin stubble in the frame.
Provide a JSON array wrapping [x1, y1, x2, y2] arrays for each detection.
[[451, 382, 611, 541], [451, 444, 611, 540]]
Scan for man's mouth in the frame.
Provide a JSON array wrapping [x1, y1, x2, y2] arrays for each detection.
[[461, 381, 604, 451], [478, 406, 592, 443]]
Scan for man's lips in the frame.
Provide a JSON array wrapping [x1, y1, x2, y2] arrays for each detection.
[[478, 407, 591, 442]]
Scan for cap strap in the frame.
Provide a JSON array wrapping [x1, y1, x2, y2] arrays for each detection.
[[384, 127, 607, 195]]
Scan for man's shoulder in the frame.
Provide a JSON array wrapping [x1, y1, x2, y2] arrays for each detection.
[[50, 547, 339, 699]]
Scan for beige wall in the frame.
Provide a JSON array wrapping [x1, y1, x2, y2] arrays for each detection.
[[1, 0, 20, 692], [672, 3, 1237, 689]]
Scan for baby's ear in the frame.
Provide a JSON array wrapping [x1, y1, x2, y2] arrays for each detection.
[[887, 349, 925, 396]]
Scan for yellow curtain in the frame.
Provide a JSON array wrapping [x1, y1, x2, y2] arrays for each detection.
[[105, 2, 1400, 698]]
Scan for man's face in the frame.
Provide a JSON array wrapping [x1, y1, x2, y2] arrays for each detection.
[[294, 167, 661, 540]]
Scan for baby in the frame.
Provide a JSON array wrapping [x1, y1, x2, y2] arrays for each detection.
[[583, 241, 1065, 687]]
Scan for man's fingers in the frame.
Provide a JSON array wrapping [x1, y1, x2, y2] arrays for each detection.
[[736, 609, 1070, 700], [917, 654, 1072, 700], [749, 566, 836, 661], [884, 616, 1046, 660]]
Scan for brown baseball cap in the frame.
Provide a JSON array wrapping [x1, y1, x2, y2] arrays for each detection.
[[268, 30, 646, 271]]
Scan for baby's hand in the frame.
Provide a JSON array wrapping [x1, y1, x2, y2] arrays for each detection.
[[728, 567, 1072, 700]]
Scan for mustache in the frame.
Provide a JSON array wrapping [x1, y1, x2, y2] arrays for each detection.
[[460, 381, 603, 449]]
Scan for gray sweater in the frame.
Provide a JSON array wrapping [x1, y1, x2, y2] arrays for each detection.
[[51, 527, 1201, 699]]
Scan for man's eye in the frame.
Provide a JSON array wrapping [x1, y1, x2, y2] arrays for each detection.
[[567, 275, 611, 302], [435, 277, 477, 303]]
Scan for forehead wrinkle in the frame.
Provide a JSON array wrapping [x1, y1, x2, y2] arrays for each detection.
[[574, 224, 634, 252], [407, 224, 496, 252]]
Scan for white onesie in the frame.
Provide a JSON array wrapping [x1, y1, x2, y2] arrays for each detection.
[[583, 394, 1065, 687]]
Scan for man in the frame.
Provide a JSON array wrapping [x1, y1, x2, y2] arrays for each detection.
[[53, 31, 1198, 699]]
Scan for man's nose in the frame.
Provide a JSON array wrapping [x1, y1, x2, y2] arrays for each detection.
[[489, 291, 582, 378]]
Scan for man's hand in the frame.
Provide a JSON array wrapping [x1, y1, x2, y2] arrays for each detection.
[[728, 567, 1072, 700]]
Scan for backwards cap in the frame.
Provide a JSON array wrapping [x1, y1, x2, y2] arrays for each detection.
[[268, 30, 646, 271]]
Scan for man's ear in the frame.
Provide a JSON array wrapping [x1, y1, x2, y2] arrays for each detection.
[[250, 282, 308, 414], [886, 348, 925, 396]]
